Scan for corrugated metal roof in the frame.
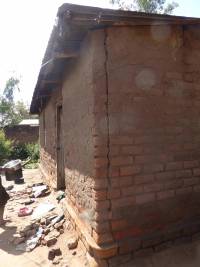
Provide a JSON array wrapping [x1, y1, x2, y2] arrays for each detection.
[[19, 119, 39, 126]]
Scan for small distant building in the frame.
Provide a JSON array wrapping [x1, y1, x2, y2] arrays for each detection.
[[4, 119, 39, 144]]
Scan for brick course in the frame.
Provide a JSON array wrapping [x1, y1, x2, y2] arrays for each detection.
[[4, 125, 38, 144], [39, 23, 200, 265]]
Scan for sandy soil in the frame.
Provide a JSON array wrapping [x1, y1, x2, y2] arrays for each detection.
[[0, 169, 88, 267], [2, 169, 200, 267]]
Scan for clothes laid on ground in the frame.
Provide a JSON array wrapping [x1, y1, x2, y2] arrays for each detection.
[[0, 176, 10, 206]]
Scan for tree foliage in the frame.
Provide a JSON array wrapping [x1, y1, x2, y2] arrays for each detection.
[[3, 77, 20, 102], [11, 142, 39, 162], [110, 0, 178, 14], [0, 130, 13, 165], [14, 101, 30, 123], [0, 77, 20, 127], [0, 129, 39, 165], [0, 77, 32, 127]]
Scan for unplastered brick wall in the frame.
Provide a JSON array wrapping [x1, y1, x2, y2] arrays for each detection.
[[91, 24, 200, 260], [38, 24, 200, 264], [40, 147, 57, 189], [39, 89, 61, 189], [4, 125, 39, 144]]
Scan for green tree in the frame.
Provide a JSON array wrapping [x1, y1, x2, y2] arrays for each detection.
[[3, 77, 20, 102], [0, 130, 13, 165], [0, 77, 33, 127], [0, 77, 20, 127], [110, 0, 178, 14], [12, 101, 30, 125]]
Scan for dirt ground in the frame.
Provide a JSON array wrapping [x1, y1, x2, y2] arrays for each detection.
[[2, 169, 200, 267], [0, 169, 88, 267]]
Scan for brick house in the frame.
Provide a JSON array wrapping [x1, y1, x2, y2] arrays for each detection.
[[30, 4, 200, 266], [4, 119, 39, 144]]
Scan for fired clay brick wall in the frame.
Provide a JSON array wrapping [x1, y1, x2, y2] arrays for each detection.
[[108, 24, 200, 256], [40, 89, 61, 189], [4, 125, 39, 144], [39, 23, 200, 264], [62, 32, 96, 227], [107, 25, 186, 247], [92, 24, 200, 262]]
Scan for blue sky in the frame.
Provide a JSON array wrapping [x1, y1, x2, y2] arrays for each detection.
[[175, 0, 200, 17], [0, 0, 199, 105]]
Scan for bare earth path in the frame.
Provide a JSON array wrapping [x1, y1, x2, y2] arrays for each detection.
[[2, 169, 200, 267], [0, 169, 88, 267]]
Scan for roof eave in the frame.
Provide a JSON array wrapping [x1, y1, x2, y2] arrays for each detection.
[[30, 4, 200, 114]]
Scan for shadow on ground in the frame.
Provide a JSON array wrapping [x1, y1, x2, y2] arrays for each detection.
[[0, 224, 23, 255], [118, 241, 200, 267]]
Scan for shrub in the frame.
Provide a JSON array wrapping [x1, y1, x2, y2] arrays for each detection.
[[0, 129, 39, 167], [26, 143, 39, 163], [10, 143, 29, 160], [11, 143, 39, 163], [0, 130, 13, 165], [24, 162, 38, 169]]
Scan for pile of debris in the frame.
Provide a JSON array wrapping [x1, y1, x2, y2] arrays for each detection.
[[8, 183, 65, 249], [11, 213, 79, 264], [6, 182, 80, 265], [8, 182, 50, 207], [11, 212, 66, 251]]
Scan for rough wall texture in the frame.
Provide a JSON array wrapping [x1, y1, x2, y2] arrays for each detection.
[[4, 125, 39, 144], [91, 24, 200, 265], [39, 89, 62, 189], [39, 23, 200, 265], [39, 33, 98, 231], [62, 32, 96, 231]]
